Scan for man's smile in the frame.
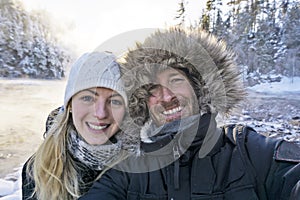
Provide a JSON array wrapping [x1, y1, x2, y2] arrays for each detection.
[[162, 106, 182, 115]]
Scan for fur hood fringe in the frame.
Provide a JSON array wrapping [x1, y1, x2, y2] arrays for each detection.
[[120, 27, 245, 127]]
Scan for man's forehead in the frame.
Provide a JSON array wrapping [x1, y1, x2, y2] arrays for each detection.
[[155, 68, 186, 81], [138, 64, 188, 86]]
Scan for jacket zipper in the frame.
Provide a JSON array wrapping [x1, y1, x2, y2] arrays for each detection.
[[173, 143, 180, 190]]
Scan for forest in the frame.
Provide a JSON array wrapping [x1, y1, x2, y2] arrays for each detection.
[[0, 0, 70, 79], [176, 0, 300, 86], [0, 0, 299, 86]]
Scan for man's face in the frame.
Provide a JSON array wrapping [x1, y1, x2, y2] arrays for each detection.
[[147, 68, 199, 126]]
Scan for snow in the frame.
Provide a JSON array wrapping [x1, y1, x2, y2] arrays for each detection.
[[0, 180, 15, 196], [0, 168, 22, 200], [224, 76, 300, 142], [249, 76, 300, 93]]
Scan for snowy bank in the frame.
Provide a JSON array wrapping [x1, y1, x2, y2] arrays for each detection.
[[249, 76, 300, 93], [0, 167, 22, 200]]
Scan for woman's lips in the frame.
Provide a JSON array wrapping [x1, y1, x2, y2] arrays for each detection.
[[87, 122, 109, 131]]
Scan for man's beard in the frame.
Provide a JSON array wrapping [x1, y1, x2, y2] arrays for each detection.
[[149, 95, 199, 127]]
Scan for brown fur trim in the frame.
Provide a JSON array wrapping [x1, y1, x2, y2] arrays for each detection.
[[120, 27, 245, 125]]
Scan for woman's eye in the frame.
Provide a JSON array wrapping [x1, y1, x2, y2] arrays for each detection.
[[110, 99, 123, 106], [81, 96, 94, 102]]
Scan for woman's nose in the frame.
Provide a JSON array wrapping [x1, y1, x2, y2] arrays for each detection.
[[94, 101, 108, 119]]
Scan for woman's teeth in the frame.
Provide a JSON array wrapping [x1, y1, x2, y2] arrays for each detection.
[[88, 123, 108, 130]]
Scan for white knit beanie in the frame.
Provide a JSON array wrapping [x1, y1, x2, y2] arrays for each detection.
[[64, 51, 127, 109]]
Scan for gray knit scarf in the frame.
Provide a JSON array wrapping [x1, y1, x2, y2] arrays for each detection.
[[67, 128, 122, 171]]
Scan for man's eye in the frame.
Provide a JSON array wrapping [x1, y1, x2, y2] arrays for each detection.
[[170, 78, 184, 84], [81, 96, 94, 102], [149, 85, 162, 97]]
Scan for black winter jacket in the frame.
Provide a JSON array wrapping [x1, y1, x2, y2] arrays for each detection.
[[22, 156, 101, 200], [80, 115, 300, 200]]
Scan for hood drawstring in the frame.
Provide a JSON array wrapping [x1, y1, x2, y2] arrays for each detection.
[[173, 143, 180, 190]]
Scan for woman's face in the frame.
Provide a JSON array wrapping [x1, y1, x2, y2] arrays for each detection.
[[71, 87, 126, 145]]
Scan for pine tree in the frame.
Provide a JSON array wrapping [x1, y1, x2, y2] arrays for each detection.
[[0, 0, 71, 79], [277, 0, 300, 78], [200, 0, 213, 31], [181, 0, 300, 84], [175, 0, 187, 26]]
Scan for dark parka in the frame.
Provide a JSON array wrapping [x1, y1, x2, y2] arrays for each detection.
[[79, 28, 300, 200], [22, 156, 101, 200]]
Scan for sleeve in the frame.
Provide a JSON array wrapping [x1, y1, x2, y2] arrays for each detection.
[[22, 159, 37, 200], [244, 128, 300, 200], [266, 141, 300, 200], [79, 168, 128, 200], [290, 180, 300, 200]]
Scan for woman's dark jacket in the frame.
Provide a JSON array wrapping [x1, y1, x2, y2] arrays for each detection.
[[80, 114, 300, 200], [21, 156, 101, 200]]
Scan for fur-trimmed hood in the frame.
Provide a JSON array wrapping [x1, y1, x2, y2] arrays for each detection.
[[120, 27, 245, 126]]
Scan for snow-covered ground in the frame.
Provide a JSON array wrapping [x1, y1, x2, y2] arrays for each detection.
[[250, 76, 300, 93], [227, 76, 300, 141], [0, 167, 22, 200], [0, 76, 300, 199]]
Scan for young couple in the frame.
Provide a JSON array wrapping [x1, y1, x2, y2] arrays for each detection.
[[22, 27, 300, 200]]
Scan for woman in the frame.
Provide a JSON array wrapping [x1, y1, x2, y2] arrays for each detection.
[[22, 51, 133, 200]]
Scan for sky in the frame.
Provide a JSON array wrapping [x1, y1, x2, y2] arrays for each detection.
[[22, 0, 206, 56]]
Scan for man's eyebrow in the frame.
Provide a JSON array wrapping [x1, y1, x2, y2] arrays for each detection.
[[169, 72, 180, 76], [169, 72, 184, 77]]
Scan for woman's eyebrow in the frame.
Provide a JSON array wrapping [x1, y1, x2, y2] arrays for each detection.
[[85, 89, 121, 98], [110, 93, 122, 98], [86, 89, 99, 96]]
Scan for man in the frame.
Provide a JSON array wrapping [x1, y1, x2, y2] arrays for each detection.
[[80, 28, 300, 199]]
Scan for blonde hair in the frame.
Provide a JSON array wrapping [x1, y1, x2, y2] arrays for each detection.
[[26, 105, 82, 200]]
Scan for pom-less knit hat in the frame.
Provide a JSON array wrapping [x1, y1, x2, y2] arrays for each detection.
[[64, 51, 127, 108]]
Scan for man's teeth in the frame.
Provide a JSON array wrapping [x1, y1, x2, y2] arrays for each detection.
[[88, 123, 108, 130], [163, 106, 182, 115]]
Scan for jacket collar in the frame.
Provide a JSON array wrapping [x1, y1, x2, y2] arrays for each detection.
[[141, 114, 217, 156]]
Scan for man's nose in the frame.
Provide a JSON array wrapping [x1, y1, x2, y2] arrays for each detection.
[[94, 101, 108, 119], [161, 87, 175, 102]]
